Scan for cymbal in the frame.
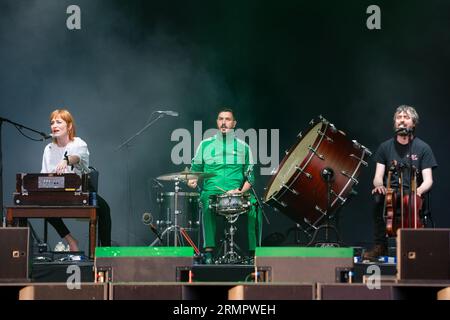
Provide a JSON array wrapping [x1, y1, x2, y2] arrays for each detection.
[[157, 170, 216, 181]]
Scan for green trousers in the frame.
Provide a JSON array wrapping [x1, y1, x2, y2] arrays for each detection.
[[200, 191, 262, 251]]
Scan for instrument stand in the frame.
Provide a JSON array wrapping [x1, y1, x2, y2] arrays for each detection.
[[215, 213, 245, 264], [308, 167, 343, 247], [149, 179, 200, 256], [28, 221, 49, 254], [0, 117, 50, 225], [150, 178, 183, 246], [287, 223, 313, 245], [116, 112, 166, 245]]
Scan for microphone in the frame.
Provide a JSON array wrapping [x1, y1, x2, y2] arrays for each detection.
[[42, 133, 54, 140], [156, 110, 179, 117], [142, 212, 163, 242]]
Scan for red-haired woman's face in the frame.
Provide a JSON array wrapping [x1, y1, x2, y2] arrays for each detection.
[[50, 116, 70, 139]]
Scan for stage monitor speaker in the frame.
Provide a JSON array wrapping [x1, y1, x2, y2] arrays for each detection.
[[397, 228, 450, 281], [94, 246, 193, 282], [255, 247, 353, 283], [0, 227, 30, 282]]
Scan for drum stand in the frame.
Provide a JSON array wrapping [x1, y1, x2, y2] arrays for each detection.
[[150, 179, 198, 250], [215, 213, 244, 264], [308, 167, 342, 247]]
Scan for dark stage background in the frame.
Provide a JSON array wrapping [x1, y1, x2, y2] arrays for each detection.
[[1, 0, 449, 253]]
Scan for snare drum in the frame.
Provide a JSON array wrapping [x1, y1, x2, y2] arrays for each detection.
[[209, 193, 251, 216], [264, 116, 371, 227], [157, 192, 200, 230]]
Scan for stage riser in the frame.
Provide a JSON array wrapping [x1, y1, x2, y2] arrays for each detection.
[[110, 284, 183, 300], [2, 282, 449, 300], [229, 284, 315, 300], [18, 283, 107, 300], [318, 284, 394, 300]]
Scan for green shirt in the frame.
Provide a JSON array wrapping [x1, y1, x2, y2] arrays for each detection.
[[191, 132, 255, 193]]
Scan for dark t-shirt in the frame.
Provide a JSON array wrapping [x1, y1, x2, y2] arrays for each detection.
[[374, 137, 438, 190]]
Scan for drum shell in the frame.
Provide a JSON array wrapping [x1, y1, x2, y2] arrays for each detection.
[[157, 192, 200, 230], [209, 193, 251, 216], [264, 118, 368, 227]]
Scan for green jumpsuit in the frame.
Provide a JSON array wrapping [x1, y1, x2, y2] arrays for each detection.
[[191, 132, 261, 251]]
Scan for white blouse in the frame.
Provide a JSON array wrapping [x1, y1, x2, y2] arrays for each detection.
[[41, 137, 90, 175]]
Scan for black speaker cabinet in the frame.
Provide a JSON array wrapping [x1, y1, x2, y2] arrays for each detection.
[[397, 228, 450, 281], [0, 227, 30, 282]]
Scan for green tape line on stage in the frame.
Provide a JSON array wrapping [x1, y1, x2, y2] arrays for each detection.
[[255, 247, 354, 258], [95, 246, 194, 258]]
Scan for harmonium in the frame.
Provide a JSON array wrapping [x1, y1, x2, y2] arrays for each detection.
[[14, 173, 89, 206]]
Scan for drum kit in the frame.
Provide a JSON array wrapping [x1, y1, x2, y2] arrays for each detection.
[[150, 168, 253, 263], [148, 116, 371, 262], [149, 169, 210, 249]]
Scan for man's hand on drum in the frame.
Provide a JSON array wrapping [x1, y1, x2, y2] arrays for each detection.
[[371, 185, 387, 195], [226, 188, 242, 194], [187, 179, 198, 189]]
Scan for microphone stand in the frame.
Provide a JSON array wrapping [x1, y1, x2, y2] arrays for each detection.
[[406, 132, 414, 229], [243, 171, 270, 247], [115, 112, 165, 151], [308, 167, 341, 247], [0, 116, 49, 221], [115, 112, 166, 245], [249, 184, 270, 247]]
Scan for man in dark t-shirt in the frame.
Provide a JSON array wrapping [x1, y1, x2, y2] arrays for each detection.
[[363, 105, 438, 260]]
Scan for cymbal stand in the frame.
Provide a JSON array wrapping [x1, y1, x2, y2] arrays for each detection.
[[150, 178, 198, 250], [150, 178, 182, 246]]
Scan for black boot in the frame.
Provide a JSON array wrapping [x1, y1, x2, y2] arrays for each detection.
[[362, 244, 388, 261]]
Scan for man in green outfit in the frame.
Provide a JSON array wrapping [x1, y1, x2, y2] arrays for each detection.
[[187, 108, 261, 264]]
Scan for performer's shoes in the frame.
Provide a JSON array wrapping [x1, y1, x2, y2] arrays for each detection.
[[203, 252, 213, 265], [362, 244, 388, 261]]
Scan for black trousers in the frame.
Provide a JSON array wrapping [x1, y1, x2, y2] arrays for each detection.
[[372, 193, 388, 246], [46, 194, 111, 246]]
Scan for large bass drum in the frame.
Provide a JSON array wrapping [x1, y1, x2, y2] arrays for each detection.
[[264, 116, 371, 227]]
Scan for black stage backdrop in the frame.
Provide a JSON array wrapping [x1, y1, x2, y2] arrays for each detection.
[[0, 0, 449, 252]]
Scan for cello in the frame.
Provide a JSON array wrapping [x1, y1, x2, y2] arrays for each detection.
[[386, 163, 424, 237], [401, 165, 424, 230], [385, 161, 397, 237]]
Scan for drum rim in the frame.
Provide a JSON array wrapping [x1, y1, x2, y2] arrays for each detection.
[[209, 193, 250, 199], [263, 118, 326, 203], [159, 192, 200, 196]]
